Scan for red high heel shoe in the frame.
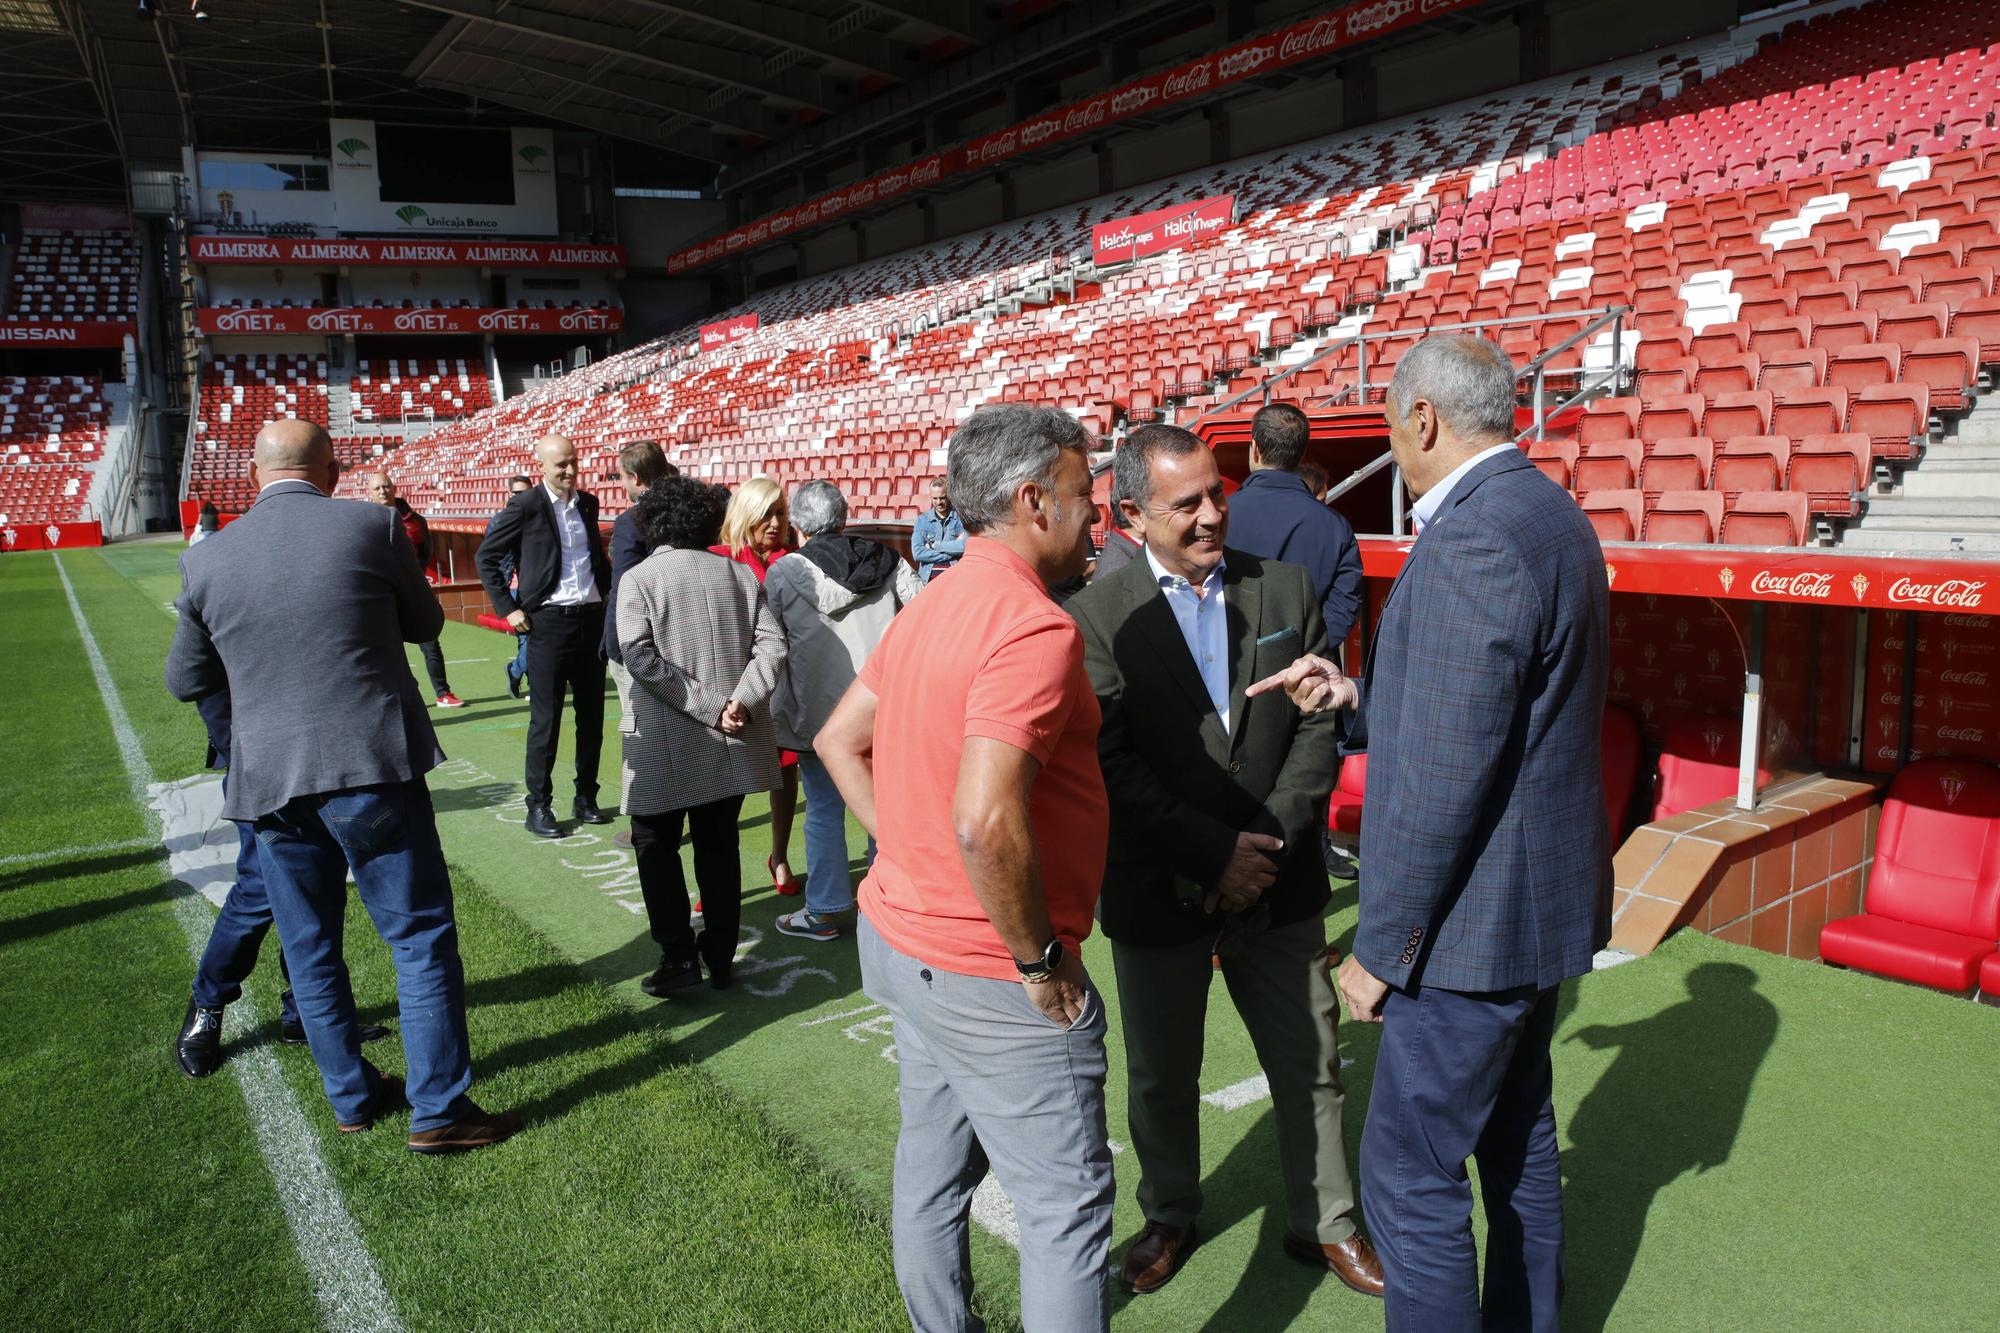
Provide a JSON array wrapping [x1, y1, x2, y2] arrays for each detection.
[[769, 855, 803, 897]]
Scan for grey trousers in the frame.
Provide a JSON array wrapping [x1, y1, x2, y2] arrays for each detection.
[[1109, 912, 1359, 1243], [858, 915, 1115, 1333]]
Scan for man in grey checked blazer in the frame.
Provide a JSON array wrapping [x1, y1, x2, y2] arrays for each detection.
[[1252, 335, 1610, 1332]]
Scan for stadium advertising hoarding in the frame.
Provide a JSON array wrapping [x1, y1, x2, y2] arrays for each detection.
[[326, 118, 559, 236], [0, 521, 103, 552], [699, 313, 760, 350], [1090, 194, 1236, 264], [196, 307, 622, 335], [0, 321, 134, 347], [189, 236, 625, 267], [665, 0, 1480, 273]]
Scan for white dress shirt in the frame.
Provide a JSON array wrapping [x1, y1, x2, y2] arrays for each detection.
[[543, 482, 601, 606], [1410, 442, 1519, 535], [1145, 543, 1231, 734]]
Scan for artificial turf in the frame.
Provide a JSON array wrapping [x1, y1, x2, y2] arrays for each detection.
[[3, 541, 1996, 1331]]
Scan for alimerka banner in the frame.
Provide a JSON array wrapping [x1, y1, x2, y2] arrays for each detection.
[[1091, 194, 1236, 264], [0, 320, 133, 347], [189, 236, 625, 267], [699, 313, 760, 350], [665, 0, 1480, 274], [196, 306, 623, 335]]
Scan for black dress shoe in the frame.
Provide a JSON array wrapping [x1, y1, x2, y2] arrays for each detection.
[[525, 805, 561, 838], [639, 957, 703, 997], [572, 796, 612, 825], [280, 1016, 392, 1046], [505, 668, 524, 699], [176, 1000, 225, 1078]]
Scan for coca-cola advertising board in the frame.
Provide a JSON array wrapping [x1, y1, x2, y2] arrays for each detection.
[[665, 0, 1482, 275], [189, 236, 625, 268], [0, 320, 134, 348], [699, 313, 760, 351], [1091, 195, 1237, 265], [1862, 609, 2000, 771], [196, 307, 623, 336]]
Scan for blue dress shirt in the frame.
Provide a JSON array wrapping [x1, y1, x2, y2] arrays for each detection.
[[1145, 543, 1231, 734]]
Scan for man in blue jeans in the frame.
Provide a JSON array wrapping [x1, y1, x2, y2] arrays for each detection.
[[167, 419, 519, 1154], [175, 689, 390, 1078]]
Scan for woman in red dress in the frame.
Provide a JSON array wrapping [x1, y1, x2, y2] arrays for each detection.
[[711, 476, 803, 896]]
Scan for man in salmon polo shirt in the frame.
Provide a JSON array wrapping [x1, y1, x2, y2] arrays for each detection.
[[816, 403, 1112, 1333]]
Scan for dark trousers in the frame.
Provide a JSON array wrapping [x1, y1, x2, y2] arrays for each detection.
[[191, 793, 299, 1029], [254, 778, 474, 1132], [417, 639, 451, 697], [523, 602, 605, 807], [1361, 983, 1564, 1333], [631, 795, 744, 973]]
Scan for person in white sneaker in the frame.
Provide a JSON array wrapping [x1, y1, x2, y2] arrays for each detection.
[[766, 481, 918, 941]]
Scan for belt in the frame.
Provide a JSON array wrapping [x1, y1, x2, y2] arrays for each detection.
[[536, 601, 602, 616]]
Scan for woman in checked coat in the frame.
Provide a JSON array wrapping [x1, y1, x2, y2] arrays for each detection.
[[618, 476, 786, 998]]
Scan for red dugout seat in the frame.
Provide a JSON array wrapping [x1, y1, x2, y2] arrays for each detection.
[[1821, 758, 2000, 993], [1327, 754, 1367, 837], [1653, 715, 1768, 821]]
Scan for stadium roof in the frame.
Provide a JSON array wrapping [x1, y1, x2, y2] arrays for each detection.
[[1, 0, 1236, 206]]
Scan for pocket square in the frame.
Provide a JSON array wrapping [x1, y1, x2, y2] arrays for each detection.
[[1256, 625, 1299, 646]]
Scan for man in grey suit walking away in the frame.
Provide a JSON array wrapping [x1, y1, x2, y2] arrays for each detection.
[[166, 419, 521, 1154], [1251, 335, 1610, 1332]]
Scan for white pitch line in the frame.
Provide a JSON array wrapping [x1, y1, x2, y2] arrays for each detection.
[[0, 836, 156, 869], [1201, 1073, 1272, 1111], [54, 554, 404, 1333]]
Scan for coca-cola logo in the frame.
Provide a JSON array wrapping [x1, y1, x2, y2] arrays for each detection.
[[1111, 85, 1158, 116], [212, 309, 272, 332], [1876, 746, 1903, 760], [1941, 669, 1991, 686], [1888, 577, 1987, 608], [1061, 100, 1108, 135], [1936, 726, 1987, 743], [1881, 692, 1926, 707], [911, 157, 942, 186], [1942, 614, 1992, 628], [1162, 61, 1214, 99], [1278, 18, 1342, 61], [1749, 570, 1835, 599], [1346, 0, 1415, 39]]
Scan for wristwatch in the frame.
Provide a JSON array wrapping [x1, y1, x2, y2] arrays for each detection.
[[1014, 937, 1064, 982]]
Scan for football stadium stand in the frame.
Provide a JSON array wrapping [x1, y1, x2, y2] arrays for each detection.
[[4, 229, 139, 323]]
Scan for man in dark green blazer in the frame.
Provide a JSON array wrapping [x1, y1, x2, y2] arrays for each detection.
[[1066, 425, 1384, 1301]]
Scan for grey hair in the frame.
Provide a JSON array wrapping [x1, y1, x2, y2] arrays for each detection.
[[944, 404, 1091, 534], [791, 479, 847, 537], [1113, 423, 1206, 510], [1387, 334, 1518, 441]]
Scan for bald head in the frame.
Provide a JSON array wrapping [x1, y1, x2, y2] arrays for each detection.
[[534, 433, 579, 499], [364, 471, 397, 506], [251, 419, 338, 495]]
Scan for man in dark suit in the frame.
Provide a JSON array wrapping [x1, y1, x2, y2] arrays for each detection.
[[1066, 424, 1384, 1301], [1225, 402, 1364, 656], [600, 440, 675, 668], [175, 687, 389, 1078], [166, 419, 519, 1153], [1250, 335, 1611, 1331], [477, 433, 614, 838]]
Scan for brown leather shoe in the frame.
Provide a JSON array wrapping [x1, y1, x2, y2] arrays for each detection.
[[1119, 1221, 1199, 1293], [336, 1068, 408, 1134], [1283, 1230, 1386, 1297], [406, 1103, 524, 1155]]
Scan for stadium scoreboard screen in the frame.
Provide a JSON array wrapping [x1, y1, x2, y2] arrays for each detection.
[[375, 124, 517, 207]]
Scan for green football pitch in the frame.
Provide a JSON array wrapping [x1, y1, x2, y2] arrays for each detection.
[[3, 540, 1995, 1332]]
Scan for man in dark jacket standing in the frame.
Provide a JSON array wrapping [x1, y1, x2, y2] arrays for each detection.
[[600, 440, 675, 669], [1224, 403, 1364, 656], [1066, 424, 1383, 1302], [476, 434, 614, 838], [365, 471, 463, 708]]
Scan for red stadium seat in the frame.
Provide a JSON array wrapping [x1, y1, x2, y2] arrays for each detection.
[[1643, 490, 1723, 543], [1702, 389, 1773, 439], [1827, 342, 1901, 391], [1821, 758, 2000, 992], [1901, 337, 1983, 412], [1771, 386, 1851, 438], [1327, 753, 1367, 837], [1640, 436, 1713, 493], [1653, 715, 1768, 821], [1758, 348, 1826, 397], [1787, 433, 1872, 517], [1527, 439, 1578, 489], [1950, 292, 2000, 366], [1809, 308, 1879, 353], [1713, 435, 1791, 497], [1637, 393, 1705, 443], [1575, 439, 1643, 492], [1720, 491, 1809, 545], [1578, 397, 1642, 447], [1581, 490, 1643, 542], [1849, 384, 1931, 460], [1875, 301, 1950, 350]]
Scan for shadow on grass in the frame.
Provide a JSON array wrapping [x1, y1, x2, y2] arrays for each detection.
[[0, 846, 160, 895], [1559, 961, 1775, 1330], [0, 879, 175, 944]]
